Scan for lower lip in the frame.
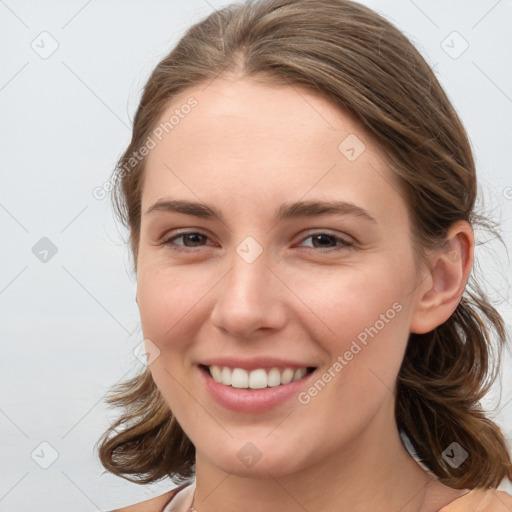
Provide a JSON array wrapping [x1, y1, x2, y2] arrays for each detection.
[[198, 366, 316, 413]]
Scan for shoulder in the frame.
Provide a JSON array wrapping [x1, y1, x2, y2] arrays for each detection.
[[440, 488, 512, 512], [109, 487, 179, 512]]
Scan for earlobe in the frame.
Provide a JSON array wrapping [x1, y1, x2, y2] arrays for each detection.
[[409, 221, 474, 334]]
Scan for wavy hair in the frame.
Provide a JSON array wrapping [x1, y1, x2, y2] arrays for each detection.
[[96, 0, 512, 489]]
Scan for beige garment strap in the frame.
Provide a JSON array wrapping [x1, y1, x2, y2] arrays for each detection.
[[162, 482, 196, 512], [439, 488, 512, 511], [161, 482, 512, 512]]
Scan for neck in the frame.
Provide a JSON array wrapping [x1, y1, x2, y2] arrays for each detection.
[[192, 401, 450, 512]]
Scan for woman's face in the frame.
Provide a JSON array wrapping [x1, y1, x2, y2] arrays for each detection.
[[136, 76, 425, 478]]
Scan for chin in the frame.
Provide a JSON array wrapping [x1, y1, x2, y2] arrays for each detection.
[[198, 438, 314, 480]]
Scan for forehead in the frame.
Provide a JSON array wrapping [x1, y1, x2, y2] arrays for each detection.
[[142, 76, 405, 223], [151, 75, 372, 160]]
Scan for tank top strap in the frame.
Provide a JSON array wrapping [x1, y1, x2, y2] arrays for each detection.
[[160, 481, 196, 512]]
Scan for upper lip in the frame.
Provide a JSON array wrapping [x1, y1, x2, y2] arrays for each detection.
[[199, 357, 317, 371]]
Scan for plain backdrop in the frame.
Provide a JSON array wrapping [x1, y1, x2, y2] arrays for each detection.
[[1, 0, 511, 510]]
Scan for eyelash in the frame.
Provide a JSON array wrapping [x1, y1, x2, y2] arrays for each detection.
[[160, 230, 354, 253]]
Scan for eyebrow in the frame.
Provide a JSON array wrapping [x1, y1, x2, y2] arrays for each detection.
[[145, 199, 378, 224], [146, 198, 378, 224]]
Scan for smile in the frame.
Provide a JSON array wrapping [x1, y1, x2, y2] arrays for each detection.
[[205, 365, 315, 389], [198, 359, 319, 412]]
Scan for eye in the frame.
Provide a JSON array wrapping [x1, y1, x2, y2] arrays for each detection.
[[162, 230, 212, 249], [160, 230, 354, 252], [298, 232, 353, 250]]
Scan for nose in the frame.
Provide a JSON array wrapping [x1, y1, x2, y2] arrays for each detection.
[[209, 248, 288, 339]]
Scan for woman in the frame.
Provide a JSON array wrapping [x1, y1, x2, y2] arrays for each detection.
[[96, 0, 512, 510]]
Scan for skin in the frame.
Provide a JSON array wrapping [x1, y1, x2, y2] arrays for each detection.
[[134, 75, 474, 512]]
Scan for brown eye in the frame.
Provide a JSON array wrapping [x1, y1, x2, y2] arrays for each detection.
[[299, 232, 353, 250], [163, 231, 210, 248]]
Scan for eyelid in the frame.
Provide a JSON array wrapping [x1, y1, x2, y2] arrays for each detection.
[[297, 229, 354, 244], [161, 228, 214, 245], [161, 228, 354, 252]]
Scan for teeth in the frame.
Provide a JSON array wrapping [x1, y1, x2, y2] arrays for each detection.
[[293, 367, 307, 381], [208, 365, 310, 389], [267, 368, 281, 387], [248, 368, 267, 389], [210, 365, 222, 383], [221, 367, 231, 386], [231, 368, 249, 388], [280, 368, 294, 384]]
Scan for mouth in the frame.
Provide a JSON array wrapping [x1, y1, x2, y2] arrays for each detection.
[[199, 364, 316, 390]]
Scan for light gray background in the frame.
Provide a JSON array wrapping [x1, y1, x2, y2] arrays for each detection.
[[1, 0, 511, 510]]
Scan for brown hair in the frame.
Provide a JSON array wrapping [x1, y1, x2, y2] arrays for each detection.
[[96, 0, 512, 489]]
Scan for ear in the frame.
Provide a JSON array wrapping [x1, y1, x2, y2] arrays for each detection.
[[409, 220, 474, 334]]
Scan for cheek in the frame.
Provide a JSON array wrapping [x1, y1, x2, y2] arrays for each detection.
[[135, 266, 204, 413], [136, 263, 212, 347], [285, 258, 414, 389], [292, 263, 410, 338], [293, 271, 412, 438]]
